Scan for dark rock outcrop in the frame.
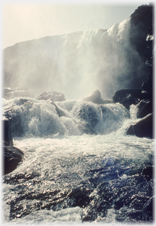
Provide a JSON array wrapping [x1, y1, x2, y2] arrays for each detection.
[[130, 4, 153, 68], [3, 116, 13, 146], [142, 166, 153, 179], [141, 77, 153, 101], [126, 113, 153, 138], [3, 116, 24, 174], [4, 145, 24, 175], [37, 92, 65, 102], [113, 89, 142, 109], [4, 108, 24, 137], [137, 100, 152, 118]]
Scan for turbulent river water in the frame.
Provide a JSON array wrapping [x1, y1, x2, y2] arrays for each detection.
[[3, 97, 154, 223]]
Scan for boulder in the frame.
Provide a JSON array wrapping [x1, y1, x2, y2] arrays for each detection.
[[142, 166, 153, 179], [113, 89, 142, 109], [137, 100, 152, 118], [3, 115, 24, 174], [126, 113, 153, 138], [37, 91, 65, 102], [141, 78, 153, 101], [3, 116, 13, 146], [4, 145, 24, 175], [83, 90, 112, 104], [142, 77, 153, 93]]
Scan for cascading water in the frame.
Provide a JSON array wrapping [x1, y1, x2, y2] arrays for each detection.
[[3, 95, 154, 223], [3, 17, 148, 100], [3, 97, 129, 137], [3, 5, 154, 224]]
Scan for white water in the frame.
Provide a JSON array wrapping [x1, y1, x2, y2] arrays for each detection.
[[3, 97, 154, 223], [3, 97, 129, 137], [2, 12, 153, 223], [4, 17, 147, 99]]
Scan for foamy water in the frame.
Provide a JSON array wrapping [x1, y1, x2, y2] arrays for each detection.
[[2, 11, 154, 223], [3, 96, 154, 223]]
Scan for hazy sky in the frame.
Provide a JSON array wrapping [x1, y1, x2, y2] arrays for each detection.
[[2, 0, 151, 48]]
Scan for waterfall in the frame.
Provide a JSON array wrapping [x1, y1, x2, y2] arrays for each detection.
[[3, 17, 147, 100]]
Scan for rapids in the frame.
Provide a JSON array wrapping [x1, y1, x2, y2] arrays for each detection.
[[3, 97, 154, 223], [2, 5, 154, 223]]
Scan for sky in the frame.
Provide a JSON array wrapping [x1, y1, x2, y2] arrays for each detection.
[[1, 0, 152, 48]]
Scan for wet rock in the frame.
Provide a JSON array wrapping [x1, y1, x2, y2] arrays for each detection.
[[142, 166, 153, 179], [142, 77, 153, 96], [143, 197, 154, 220], [137, 100, 152, 118], [4, 145, 24, 175], [3, 116, 13, 146], [37, 91, 65, 102], [126, 113, 153, 138], [113, 89, 142, 109], [130, 5, 153, 71], [3, 114, 24, 175], [68, 187, 92, 208], [129, 194, 150, 210], [3, 107, 24, 137]]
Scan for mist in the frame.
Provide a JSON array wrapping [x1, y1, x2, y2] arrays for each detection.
[[3, 16, 148, 100]]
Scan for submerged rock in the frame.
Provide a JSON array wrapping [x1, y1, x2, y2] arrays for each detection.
[[126, 113, 153, 138], [37, 91, 65, 102]]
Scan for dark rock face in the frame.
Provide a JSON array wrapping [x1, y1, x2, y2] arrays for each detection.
[[37, 92, 65, 102], [113, 89, 142, 109], [141, 78, 153, 100], [142, 166, 153, 179], [137, 100, 152, 118], [4, 106, 24, 138], [130, 4, 153, 68], [126, 113, 153, 138], [3, 116, 13, 146], [4, 145, 24, 175], [142, 77, 153, 92], [114, 5, 154, 139], [143, 197, 154, 220], [3, 115, 24, 175]]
